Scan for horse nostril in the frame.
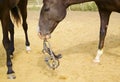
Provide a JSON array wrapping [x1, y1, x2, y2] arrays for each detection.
[[38, 32, 51, 39], [46, 34, 51, 39]]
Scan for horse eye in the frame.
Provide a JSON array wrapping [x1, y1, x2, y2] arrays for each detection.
[[44, 8, 50, 11]]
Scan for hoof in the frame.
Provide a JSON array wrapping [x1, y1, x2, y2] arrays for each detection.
[[7, 74, 16, 79], [26, 50, 31, 53], [26, 46, 31, 53], [93, 59, 100, 63]]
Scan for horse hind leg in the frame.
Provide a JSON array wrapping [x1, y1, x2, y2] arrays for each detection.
[[22, 14, 31, 52], [18, 2, 31, 52], [93, 10, 111, 63]]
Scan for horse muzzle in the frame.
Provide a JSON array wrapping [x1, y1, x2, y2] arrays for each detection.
[[38, 32, 51, 39], [37, 26, 51, 39]]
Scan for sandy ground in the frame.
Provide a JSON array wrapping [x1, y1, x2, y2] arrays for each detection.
[[0, 10, 120, 82]]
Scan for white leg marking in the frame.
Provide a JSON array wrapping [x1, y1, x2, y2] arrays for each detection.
[[7, 73, 16, 79], [26, 46, 31, 51], [93, 49, 103, 63]]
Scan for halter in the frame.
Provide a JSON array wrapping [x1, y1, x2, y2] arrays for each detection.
[[42, 38, 62, 70]]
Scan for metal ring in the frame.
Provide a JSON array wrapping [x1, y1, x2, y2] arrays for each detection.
[[45, 56, 60, 70], [43, 39, 61, 70]]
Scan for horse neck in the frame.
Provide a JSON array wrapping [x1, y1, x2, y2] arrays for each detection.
[[65, 0, 94, 7]]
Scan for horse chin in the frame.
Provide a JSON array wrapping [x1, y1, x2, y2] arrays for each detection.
[[38, 32, 51, 40]]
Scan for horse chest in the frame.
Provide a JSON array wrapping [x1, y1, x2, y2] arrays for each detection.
[[0, 0, 5, 8]]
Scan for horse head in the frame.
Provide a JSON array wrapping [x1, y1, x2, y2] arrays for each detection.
[[38, 0, 67, 39]]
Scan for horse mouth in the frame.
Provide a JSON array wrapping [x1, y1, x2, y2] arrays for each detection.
[[38, 32, 51, 39]]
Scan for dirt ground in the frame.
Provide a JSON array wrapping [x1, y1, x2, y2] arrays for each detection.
[[0, 10, 120, 82]]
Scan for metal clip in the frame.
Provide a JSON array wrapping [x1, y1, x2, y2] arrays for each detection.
[[42, 39, 62, 70]]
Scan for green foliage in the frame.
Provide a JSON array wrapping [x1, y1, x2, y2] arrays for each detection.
[[28, 5, 40, 11], [69, 2, 98, 11], [28, 1, 98, 11]]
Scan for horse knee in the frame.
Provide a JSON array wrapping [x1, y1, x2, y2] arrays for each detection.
[[100, 29, 106, 36], [100, 26, 107, 36]]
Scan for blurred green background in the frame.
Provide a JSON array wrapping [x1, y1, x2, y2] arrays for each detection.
[[28, 0, 98, 11]]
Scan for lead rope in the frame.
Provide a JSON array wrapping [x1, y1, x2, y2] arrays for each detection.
[[42, 38, 62, 70]]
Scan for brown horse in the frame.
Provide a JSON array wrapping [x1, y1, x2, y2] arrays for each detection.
[[0, 0, 30, 79], [38, 0, 120, 63]]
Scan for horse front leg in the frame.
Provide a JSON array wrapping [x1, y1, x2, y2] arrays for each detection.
[[18, 2, 31, 52], [1, 12, 16, 79], [93, 10, 111, 63], [8, 19, 15, 58]]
